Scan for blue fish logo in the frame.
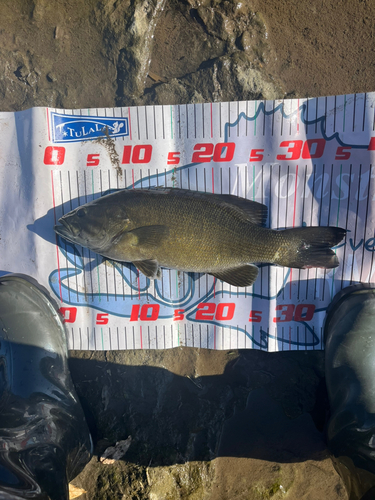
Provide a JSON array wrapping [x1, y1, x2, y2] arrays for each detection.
[[51, 112, 129, 143]]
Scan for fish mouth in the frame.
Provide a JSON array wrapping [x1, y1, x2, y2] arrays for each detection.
[[54, 218, 77, 241]]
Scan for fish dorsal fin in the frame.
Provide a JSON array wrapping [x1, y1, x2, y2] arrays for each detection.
[[148, 187, 267, 226], [113, 225, 169, 248], [211, 264, 259, 287], [133, 259, 161, 279], [217, 195, 268, 226]]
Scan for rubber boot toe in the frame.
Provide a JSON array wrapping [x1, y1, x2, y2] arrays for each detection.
[[0, 274, 92, 500], [325, 284, 375, 500]]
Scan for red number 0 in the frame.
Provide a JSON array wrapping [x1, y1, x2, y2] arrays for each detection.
[[140, 304, 160, 321], [60, 307, 77, 323], [302, 139, 325, 159], [215, 303, 235, 320], [213, 143, 235, 162], [294, 304, 315, 321]]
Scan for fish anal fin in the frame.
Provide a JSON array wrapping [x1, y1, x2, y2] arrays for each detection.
[[133, 259, 161, 279], [211, 264, 259, 287]]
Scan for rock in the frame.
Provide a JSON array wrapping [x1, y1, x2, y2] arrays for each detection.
[[114, 0, 167, 103], [68, 484, 87, 499], [147, 462, 214, 499], [100, 436, 132, 464]]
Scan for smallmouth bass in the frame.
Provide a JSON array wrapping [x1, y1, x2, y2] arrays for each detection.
[[54, 188, 346, 287]]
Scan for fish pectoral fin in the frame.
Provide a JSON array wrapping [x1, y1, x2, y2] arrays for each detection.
[[113, 226, 169, 248], [133, 259, 161, 279], [211, 264, 259, 287], [127, 226, 169, 248]]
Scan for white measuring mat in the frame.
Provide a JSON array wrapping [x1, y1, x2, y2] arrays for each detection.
[[0, 94, 374, 351]]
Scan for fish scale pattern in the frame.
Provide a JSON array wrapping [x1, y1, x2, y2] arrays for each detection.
[[109, 189, 283, 271]]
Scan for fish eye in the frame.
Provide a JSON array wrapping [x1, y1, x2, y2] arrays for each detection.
[[76, 207, 87, 218]]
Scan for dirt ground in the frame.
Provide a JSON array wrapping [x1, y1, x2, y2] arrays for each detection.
[[1, 0, 375, 498]]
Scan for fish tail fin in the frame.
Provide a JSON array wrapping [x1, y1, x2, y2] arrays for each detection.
[[277, 227, 346, 269]]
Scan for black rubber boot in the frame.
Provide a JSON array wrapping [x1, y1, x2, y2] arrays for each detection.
[[324, 284, 375, 500], [0, 274, 92, 500]]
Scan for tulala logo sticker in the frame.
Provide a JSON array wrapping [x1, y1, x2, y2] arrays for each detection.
[[51, 112, 129, 143]]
